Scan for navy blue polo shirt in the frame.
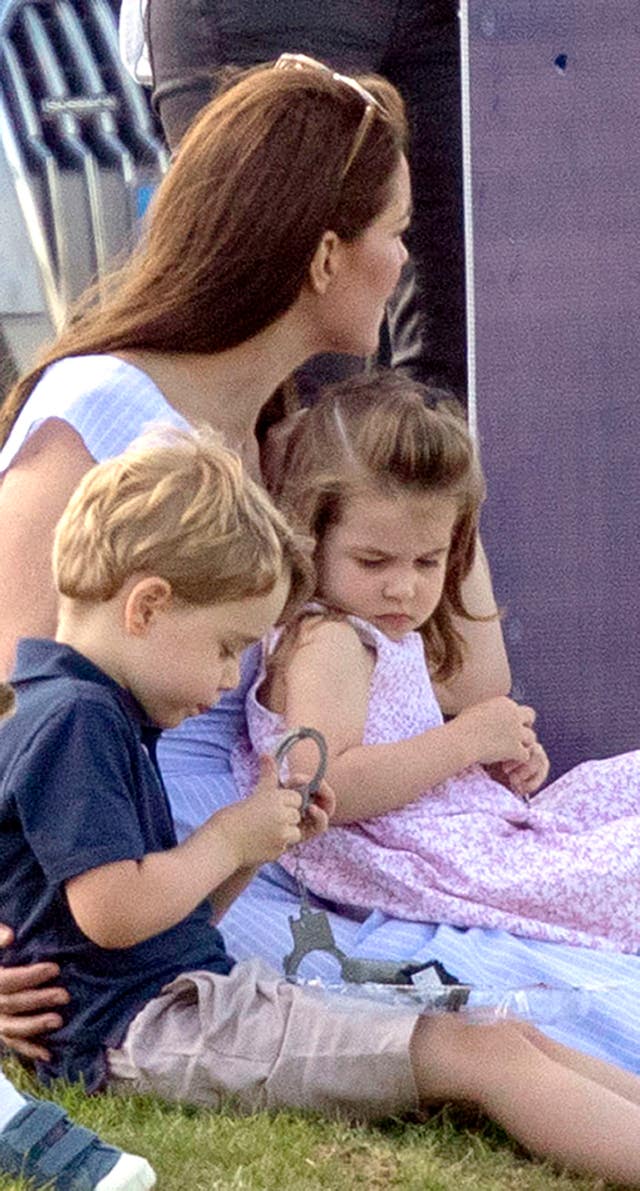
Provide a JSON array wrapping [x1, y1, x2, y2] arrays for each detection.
[[0, 639, 234, 1092]]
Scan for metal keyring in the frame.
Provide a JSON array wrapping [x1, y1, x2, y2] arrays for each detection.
[[273, 726, 327, 812]]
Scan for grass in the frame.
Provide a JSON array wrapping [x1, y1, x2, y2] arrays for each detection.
[[0, 1059, 617, 1191]]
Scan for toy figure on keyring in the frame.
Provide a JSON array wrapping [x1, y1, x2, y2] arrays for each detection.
[[233, 367, 640, 954]]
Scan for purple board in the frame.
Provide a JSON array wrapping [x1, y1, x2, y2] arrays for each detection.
[[466, 1, 640, 777]]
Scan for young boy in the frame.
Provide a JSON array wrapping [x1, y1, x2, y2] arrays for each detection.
[[0, 425, 415, 1123]]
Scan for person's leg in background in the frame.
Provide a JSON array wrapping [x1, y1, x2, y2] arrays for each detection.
[[383, 0, 467, 398], [144, 0, 467, 401], [144, 0, 390, 157]]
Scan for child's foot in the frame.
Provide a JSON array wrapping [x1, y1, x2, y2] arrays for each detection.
[[0, 1093, 156, 1189]]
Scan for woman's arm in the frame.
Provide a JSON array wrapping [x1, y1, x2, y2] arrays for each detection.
[[281, 620, 533, 824], [431, 538, 511, 715], [0, 420, 96, 678]]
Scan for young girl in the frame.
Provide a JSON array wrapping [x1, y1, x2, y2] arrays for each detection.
[[233, 369, 640, 954]]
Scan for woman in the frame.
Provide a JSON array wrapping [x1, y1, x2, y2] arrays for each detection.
[[120, 0, 468, 398], [0, 53, 536, 1066]]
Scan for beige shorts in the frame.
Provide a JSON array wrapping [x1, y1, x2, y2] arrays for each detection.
[[107, 958, 420, 1122]]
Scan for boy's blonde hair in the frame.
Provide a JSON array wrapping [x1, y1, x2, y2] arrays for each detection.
[[273, 371, 488, 682], [53, 424, 314, 614]]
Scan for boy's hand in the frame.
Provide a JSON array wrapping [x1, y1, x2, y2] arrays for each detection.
[[216, 756, 304, 867], [454, 696, 537, 766], [493, 739, 550, 798]]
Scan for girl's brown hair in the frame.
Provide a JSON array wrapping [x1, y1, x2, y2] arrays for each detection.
[[0, 60, 406, 446], [273, 370, 488, 682]]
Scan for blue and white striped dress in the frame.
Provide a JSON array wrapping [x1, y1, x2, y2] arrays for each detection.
[[4, 354, 640, 1073]]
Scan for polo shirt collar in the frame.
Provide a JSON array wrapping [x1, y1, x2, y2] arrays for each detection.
[[12, 638, 159, 740]]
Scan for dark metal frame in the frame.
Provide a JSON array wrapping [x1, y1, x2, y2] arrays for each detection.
[[0, 0, 167, 389]]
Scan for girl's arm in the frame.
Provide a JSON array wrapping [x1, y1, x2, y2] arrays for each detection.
[[281, 620, 534, 824], [0, 421, 96, 678], [431, 539, 511, 715]]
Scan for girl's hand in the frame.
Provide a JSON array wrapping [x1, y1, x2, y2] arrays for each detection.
[[0, 924, 69, 1062], [454, 696, 537, 766], [496, 740, 551, 798], [296, 779, 336, 843]]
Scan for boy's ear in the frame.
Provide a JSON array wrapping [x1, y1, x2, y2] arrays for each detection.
[[124, 577, 173, 636], [307, 230, 343, 294]]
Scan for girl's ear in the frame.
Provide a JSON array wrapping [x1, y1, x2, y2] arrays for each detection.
[[307, 229, 343, 294], [124, 577, 173, 636]]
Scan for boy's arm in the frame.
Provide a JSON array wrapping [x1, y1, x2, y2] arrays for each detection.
[[66, 757, 304, 948], [282, 621, 532, 824], [207, 864, 259, 922], [431, 539, 512, 715]]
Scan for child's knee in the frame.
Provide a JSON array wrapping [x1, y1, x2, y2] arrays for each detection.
[[410, 1014, 541, 1104]]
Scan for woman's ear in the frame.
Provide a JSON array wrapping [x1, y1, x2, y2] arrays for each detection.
[[124, 577, 173, 636], [308, 229, 343, 294]]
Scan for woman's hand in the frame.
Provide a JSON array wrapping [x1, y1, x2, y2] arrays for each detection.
[[0, 924, 69, 1062]]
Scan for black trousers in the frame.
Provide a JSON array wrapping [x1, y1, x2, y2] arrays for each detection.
[[146, 0, 466, 399]]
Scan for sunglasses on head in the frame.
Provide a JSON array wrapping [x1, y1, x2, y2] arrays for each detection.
[[274, 52, 387, 179]]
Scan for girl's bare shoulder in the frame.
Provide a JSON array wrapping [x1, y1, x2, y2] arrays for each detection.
[[295, 612, 368, 658]]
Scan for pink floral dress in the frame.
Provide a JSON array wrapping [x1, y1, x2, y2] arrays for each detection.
[[232, 614, 640, 953]]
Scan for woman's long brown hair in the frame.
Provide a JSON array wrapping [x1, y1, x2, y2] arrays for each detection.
[[0, 61, 406, 446]]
